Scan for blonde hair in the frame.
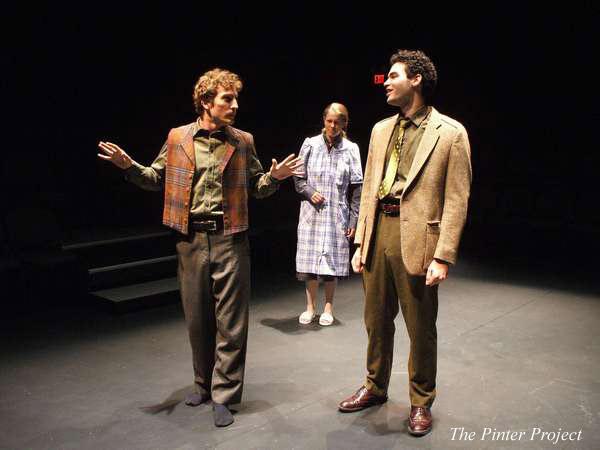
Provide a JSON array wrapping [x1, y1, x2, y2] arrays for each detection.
[[193, 68, 243, 116], [322, 102, 349, 137]]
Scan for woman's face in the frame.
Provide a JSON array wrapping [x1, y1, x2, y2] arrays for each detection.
[[323, 111, 344, 141]]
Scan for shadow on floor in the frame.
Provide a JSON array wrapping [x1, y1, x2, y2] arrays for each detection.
[[139, 386, 194, 415], [260, 316, 344, 334]]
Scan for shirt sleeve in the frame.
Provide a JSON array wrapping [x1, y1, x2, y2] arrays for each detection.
[[349, 142, 363, 184], [124, 141, 168, 191], [247, 134, 280, 199], [293, 138, 317, 201], [347, 142, 363, 228], [348, 183, 362, 229]]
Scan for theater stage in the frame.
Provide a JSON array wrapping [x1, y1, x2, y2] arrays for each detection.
[[1, 258, 598, 450]]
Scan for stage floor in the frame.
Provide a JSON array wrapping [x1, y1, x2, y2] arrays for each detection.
[[1, 258, 598, 449]]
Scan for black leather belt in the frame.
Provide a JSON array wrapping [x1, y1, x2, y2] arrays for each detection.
[[190, 216, 224, 233], [379, 200, 400, 216]]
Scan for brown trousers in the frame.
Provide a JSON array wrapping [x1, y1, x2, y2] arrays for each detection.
[[363, 212, 438, 407], [176, 230, 250, 405]]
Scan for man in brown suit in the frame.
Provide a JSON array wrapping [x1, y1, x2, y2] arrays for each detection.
[[338, 50, 472, 436], [97, 68, 302, 427]]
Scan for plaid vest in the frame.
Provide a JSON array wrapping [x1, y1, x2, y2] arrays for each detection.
[[162, 123, 250, 235]]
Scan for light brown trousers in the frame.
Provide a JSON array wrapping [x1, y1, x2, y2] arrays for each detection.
[[363, 212, 438, 407]]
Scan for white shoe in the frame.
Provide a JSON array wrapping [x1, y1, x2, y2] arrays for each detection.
[[319, 312, 334, 326], [299, 310, 316, 324]]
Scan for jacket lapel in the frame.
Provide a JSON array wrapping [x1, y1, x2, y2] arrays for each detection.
[[219, 126, 239, 173], [220, 142, 236, 173], [372, 114, 398, 193], [180, 124, 196, 166], [404, 108, 441, 193]]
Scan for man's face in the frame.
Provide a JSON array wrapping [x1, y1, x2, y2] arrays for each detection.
[[202, 86, 239, 127], [384, 62, 420, 108]]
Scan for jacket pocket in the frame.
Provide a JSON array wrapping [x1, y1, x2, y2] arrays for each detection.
[[426, 220, 441, 234]]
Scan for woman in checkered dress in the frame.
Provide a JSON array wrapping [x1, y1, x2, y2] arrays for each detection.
[[293, 103, 363, 326]]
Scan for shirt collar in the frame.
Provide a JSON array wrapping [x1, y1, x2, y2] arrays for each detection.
[[193, 119, 231, 142], [322, 132, 343, 150], [398, 105, 431, 128]]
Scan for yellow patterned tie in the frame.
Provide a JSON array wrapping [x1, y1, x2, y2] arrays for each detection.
[[378, 119, 409, 199]]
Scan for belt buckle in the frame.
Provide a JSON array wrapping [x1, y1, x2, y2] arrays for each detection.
[[202, 220, 217, 231], [381, 203, 399, 216]]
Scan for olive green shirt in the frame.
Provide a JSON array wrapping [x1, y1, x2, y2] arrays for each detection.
[[126, 122, 279, 217], [383, 105, 431, 199]]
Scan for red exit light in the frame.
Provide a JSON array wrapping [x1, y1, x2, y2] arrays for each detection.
[[374, 74, 385, 84]]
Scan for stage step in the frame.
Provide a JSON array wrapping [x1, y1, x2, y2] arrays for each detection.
[[91, 277, 179, 313], [88, 254, 177, 290]]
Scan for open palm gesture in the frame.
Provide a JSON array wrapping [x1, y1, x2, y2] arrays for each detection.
[[269, 154, 304, 180], [97, 141, 133, 170]]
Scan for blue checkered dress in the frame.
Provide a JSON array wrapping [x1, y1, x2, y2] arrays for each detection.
[[295, 135, 363, 276]]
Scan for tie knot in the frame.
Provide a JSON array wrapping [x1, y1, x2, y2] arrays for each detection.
[[399, 118, 411, 129]]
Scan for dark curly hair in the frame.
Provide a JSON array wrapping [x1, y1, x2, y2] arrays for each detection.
[[390, 50, 437, 103]]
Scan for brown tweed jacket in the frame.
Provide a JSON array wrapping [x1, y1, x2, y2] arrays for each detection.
[[355, 108, 472, 275], [163, 123, 259, 235]]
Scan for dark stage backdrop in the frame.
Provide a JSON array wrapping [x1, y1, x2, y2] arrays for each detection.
[[3, 3, 597, 263]]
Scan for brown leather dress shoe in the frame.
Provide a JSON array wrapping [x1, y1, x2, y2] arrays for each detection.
[[408, 406, 432, 436], [338, 386, 387, 412]]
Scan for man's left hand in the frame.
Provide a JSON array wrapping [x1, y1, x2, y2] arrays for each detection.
[[426, 259, 449, 286], [270, 154, 304, 180]]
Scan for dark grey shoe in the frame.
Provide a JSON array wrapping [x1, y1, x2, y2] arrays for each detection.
[[184, 392, 209, 407], [213, 403, 234, 427]]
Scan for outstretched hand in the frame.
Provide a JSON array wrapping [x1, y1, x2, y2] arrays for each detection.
[[269, 154, 304, 180], [98, 141, 133, 170]]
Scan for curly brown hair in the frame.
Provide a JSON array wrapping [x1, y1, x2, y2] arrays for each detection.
[[193, 68, 243, 116], [390, 50, 437, 103]]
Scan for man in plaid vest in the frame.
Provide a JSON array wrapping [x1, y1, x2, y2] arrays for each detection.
[[98, 68, 302, 427]]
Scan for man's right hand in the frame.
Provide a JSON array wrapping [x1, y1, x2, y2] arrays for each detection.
[[351, 247, 363, 273], [98, 141, 133, 170], [310, 191, 325, 205]]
